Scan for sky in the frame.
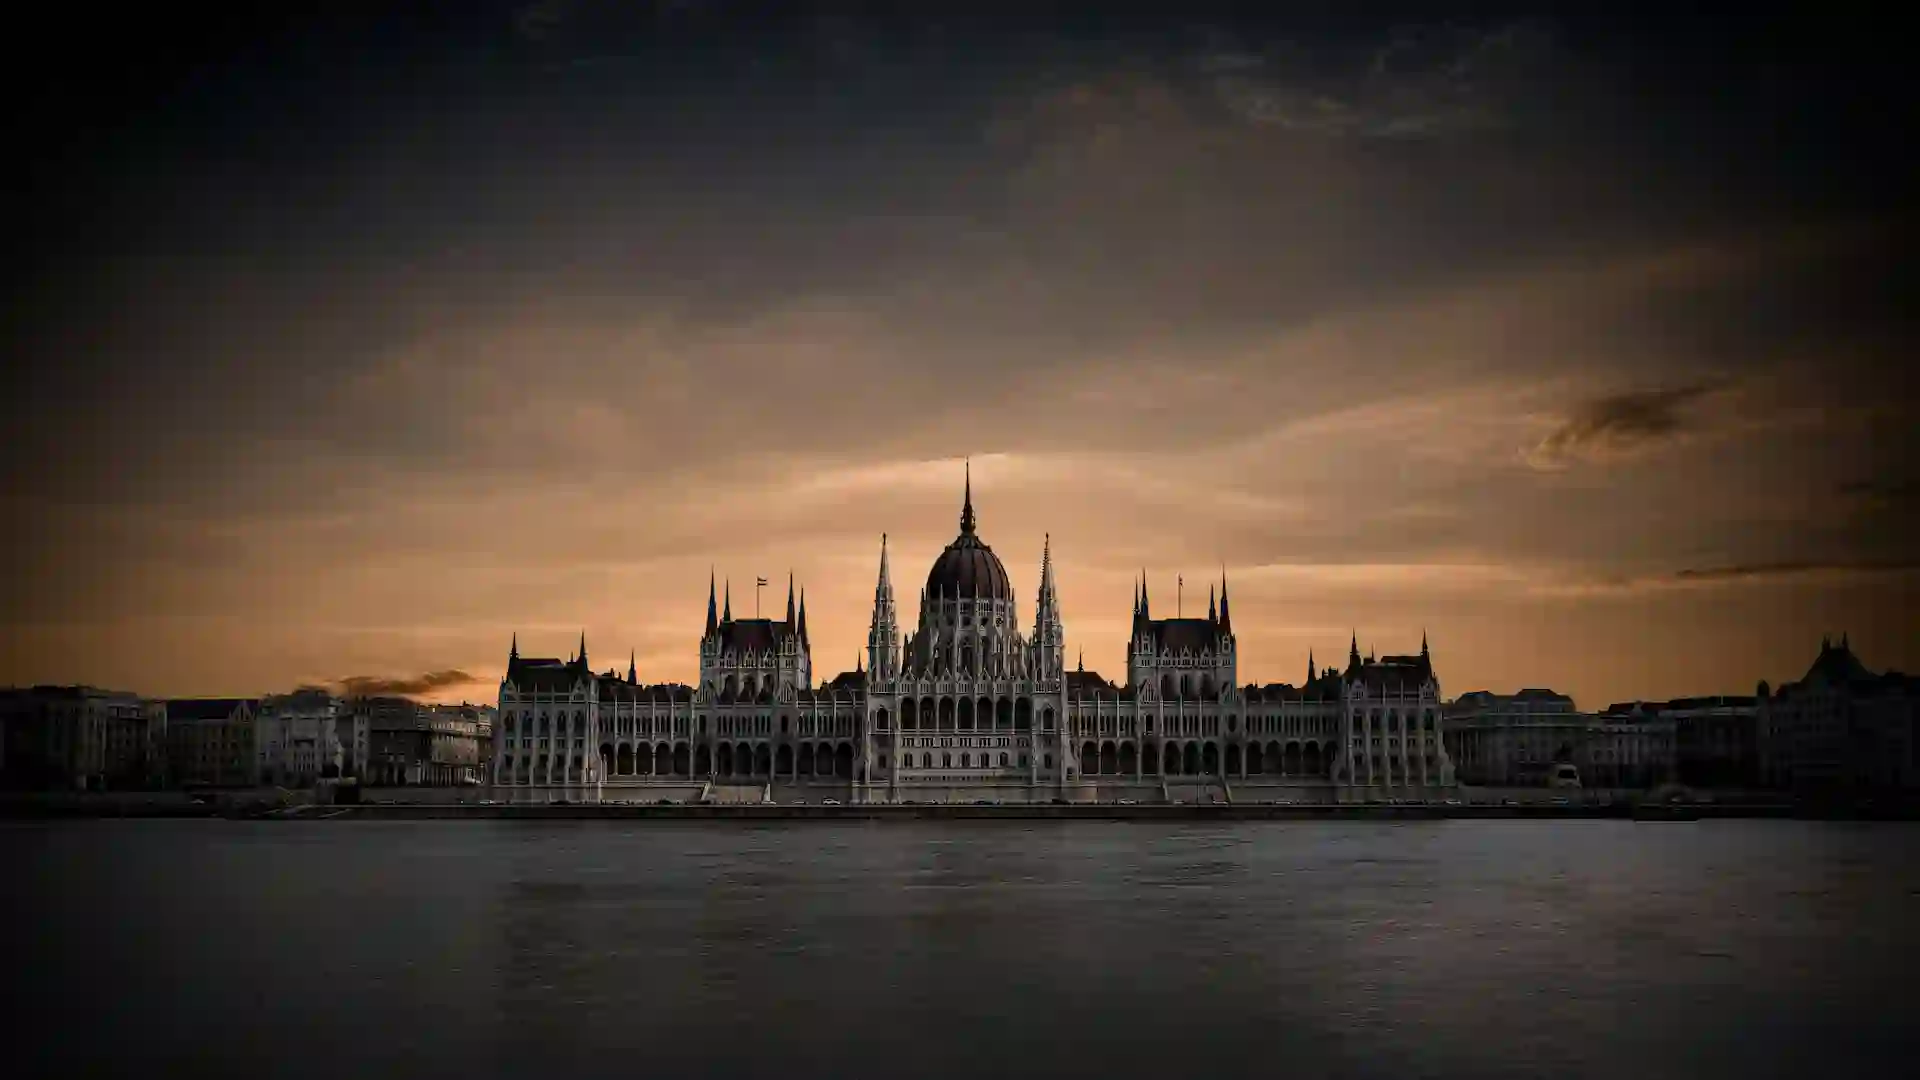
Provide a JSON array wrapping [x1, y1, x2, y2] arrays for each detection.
[[5, 3, 1916, 710]]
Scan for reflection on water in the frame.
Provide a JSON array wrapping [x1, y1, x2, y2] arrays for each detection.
[[10, 820, 1916, 1080]]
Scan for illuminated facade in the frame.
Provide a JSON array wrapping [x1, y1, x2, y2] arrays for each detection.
[[492, 469, 1455, 803]]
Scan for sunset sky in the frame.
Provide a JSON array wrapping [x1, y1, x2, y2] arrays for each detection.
[[6, 4, 1916, 710]]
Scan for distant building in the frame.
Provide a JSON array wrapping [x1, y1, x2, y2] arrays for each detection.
[[1443, 690, 1589, 787], [330, 707, 371, 780], [1636, 696, 1760, 788], [0, 686, 166, 790], [255, 688, 340, 786], [165, 699, 258, 787], [1761, 637, 1920, 793], [1586, 705, 1677, 790], [358, 697, 484, 785], [1443, 689, 1676, 791]]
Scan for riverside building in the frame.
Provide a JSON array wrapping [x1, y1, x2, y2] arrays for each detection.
[[492, 469, 1456, 803]]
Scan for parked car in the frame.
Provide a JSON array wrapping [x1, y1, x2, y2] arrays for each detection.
[[1117, 798, 1138, 806], [822, 798, 841, 806]]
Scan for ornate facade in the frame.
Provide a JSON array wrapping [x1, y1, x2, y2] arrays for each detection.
[[491, 469, 1456, 803]]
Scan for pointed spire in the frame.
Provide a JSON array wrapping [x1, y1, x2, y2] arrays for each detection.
[[723, 578, 732, 622], [786, 571, 796, 625], [1841, 630, 1849, 650], [510, 631, 518, 661], [628, 649, 637, 685], [1349, 630, 1361, 670], [1219, 570, 1231, 634], [1078, 648, 1084, 672], [959, 458, 976, 534], [798, 587, 810, 644], [1307, 649, 1315, 685], [1208, 583, 1217, 622], [1140, 569, 1150, 618], [578, 630, 587, 669], [706, 570, 718, 636], [1421, 629, 1430, 658], [877, 533, 892, 595]]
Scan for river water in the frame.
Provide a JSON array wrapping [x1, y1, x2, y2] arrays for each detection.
[[10, 820, 1914, 1079]]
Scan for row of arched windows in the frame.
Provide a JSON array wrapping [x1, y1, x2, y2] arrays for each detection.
[[900, 751, 1027, 770], [896, 697, 1049, 731]]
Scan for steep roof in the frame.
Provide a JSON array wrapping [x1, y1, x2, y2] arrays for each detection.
[[1347, 652, 1435, 692], [1146, 618, 1223, 655], [1800, 639, 1874, 686], [715, 618, 794, 656], [1066, 669, 1117, 697]]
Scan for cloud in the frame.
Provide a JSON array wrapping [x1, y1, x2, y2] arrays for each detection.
[[1525, 382, 1724, 470], [337, 669, 482, 697], [1210, 20, 1555, 139], [1535, 561, 1920, 598], [1673, 561, 1920, 584], [1839, 479, 1920, 510], [513, 0, 572, 41]]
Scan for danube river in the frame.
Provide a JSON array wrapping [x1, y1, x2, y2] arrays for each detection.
[[11, 820, 1915, 1079]]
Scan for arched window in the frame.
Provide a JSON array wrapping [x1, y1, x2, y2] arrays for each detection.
[[942, 753, 952, 768], [960, 753, 970, 768], [1161, 674, 1175, 698], [999, 752, 1009, 767], [1042, 707, 1055, 731], [1181, 674, 1194, 697], [901, 699, 916, 730], [1043, 753, 1054, 769], [875, 707, 889, 730], [962, 645, 974, 676]]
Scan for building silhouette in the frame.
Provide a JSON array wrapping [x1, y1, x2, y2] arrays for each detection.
[[492, 468, 1455, 803]]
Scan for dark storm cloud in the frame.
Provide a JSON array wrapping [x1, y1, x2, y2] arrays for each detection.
[[1671, 562, 1920, 584], [1839, 480, 1920, 508], [337, 670, 481, 697], [1207, 20, 1558, 138], [1527, 383, 1725, 470]]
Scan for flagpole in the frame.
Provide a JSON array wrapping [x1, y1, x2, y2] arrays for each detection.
[[1178, 575, 1183, 618]]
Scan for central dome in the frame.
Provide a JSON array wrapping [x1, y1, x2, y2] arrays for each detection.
[[924, 464, 1014, 602]]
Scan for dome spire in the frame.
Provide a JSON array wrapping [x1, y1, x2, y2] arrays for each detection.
[[960, 458, 976, 534]]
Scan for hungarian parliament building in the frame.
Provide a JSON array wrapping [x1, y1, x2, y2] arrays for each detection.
[[494, 470, 1456, 803]]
